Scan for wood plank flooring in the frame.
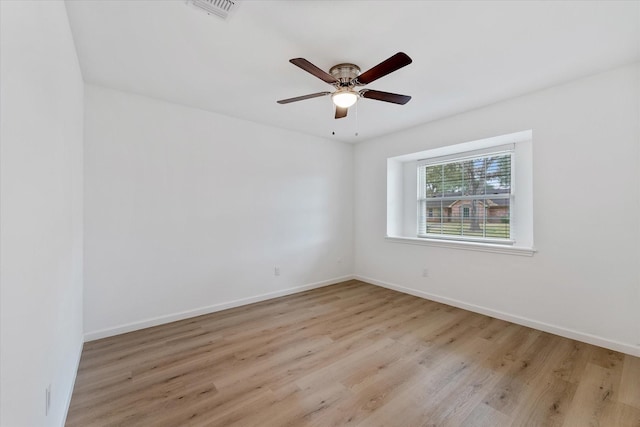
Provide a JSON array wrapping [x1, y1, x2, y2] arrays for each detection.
[[66, 280, 640, 426]]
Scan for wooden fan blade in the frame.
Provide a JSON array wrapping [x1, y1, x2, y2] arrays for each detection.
[[360, 90, 411, 105], [356, 52, 412, 85], [277, 92, 331, 104], [290, 58, 339, 85], [335, 106, 348, 119]]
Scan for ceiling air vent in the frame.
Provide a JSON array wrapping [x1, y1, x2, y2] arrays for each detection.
[[188, 0, 238, 20]]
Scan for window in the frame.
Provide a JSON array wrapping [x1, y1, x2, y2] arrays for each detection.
[[417, 148, 513, 243], [385, 130, 534, 255]]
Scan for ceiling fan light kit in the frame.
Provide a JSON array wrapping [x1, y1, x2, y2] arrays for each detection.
[[277, 52, 413, 119], [332, 90, 359, 108]]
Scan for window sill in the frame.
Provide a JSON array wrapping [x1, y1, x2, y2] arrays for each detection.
[[385, 236, 536, 256]]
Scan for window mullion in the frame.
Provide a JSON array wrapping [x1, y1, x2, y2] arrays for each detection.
[[483, 157, 487, 238]]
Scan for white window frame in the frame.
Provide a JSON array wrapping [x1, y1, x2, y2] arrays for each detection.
[[416, 145, 515, 245], [385, 130, 535, 256]]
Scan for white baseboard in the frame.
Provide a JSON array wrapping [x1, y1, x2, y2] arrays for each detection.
[[84, 275, 354, 342], [61, 337, 84, 426], [355, 275, 640, 357]]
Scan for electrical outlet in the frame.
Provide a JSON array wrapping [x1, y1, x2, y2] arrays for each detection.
[[422, 268, 430, 278], [274, 267, 280, 276], [337, 257, 342, 264], [45, 385, 51, 416]]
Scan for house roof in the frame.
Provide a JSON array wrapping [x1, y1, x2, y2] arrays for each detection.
[[425, 199, 509, 209]]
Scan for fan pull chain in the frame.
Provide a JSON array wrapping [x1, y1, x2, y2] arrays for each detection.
[[355, 101, 359, 137]]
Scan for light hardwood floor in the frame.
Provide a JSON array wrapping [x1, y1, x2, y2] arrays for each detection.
[[67, 280, 640, 426]]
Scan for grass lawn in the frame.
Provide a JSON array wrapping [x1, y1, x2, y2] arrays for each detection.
[[426, 221, 509, 239]]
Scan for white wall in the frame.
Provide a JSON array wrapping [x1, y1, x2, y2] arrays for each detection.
[[83, 85, 354, 338], [0, 2, 84, 426], [354, 63, 640, 356]]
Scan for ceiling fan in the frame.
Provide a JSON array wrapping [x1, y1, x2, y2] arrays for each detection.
[[277, 52, 412, 119]]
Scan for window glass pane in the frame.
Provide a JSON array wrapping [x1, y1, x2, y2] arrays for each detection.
[[425, 165, 442, 197], [486, 201, 510, 238], [464, 201, 484, 237], [485, 154, 511, 194], [424, 200, 442, 233], [441, 162, 463, 197], [462, 158, 486, 196]]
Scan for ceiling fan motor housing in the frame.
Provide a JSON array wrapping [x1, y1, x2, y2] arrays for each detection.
[[329, 63, 360, 86]]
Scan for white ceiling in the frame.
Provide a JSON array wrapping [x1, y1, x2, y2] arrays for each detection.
[[65, 0, 640, 143]]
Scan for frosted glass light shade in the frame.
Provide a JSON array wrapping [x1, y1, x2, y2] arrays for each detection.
[[332, 90, 358, 108]]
